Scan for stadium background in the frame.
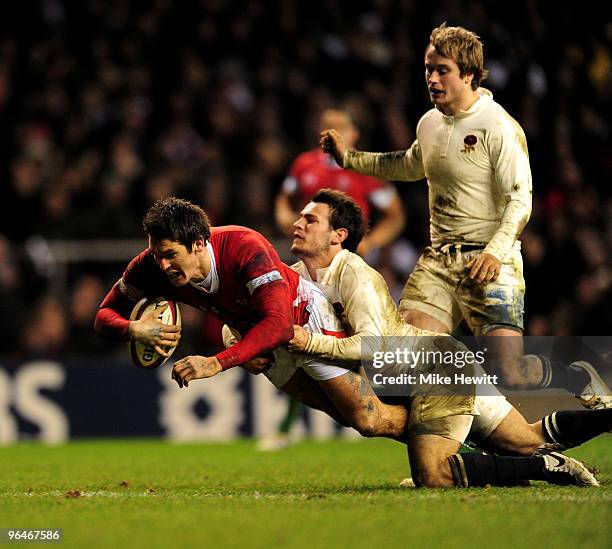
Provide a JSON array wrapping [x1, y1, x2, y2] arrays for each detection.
[[0, 1, 610, 442]]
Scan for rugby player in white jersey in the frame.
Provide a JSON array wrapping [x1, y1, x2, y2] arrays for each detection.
[[320, 23, 610, 410], [286, 189, 610, 487]]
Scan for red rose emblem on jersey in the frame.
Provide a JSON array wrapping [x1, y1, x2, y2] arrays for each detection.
[[462, 135, 477, 153]]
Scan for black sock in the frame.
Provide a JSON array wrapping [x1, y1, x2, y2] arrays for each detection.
[[537, 355, 590, 393], [448, 453, 546, 487], [550, 337, 582, 363], [541, 409, 612, 449], [551, 337, 608, 374]]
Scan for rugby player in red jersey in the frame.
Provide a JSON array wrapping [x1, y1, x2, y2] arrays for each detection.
[[95, 196, 409, 440], [275, 107, 405, 257], [268, 106, 407, 450]]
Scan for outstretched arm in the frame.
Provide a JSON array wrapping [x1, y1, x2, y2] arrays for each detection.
[[320, 129, 425, 182]]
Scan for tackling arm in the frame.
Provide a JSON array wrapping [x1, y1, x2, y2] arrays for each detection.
[[304, 263, 388, 363]]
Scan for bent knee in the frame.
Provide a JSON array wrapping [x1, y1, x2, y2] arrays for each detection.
[[413, 469, 454, 488], [351, 413, 379, 438], [412, 461, 455, 488]]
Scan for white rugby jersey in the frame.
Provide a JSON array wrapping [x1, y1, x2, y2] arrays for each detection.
[[293, 249, 430, 362], [345, 88, 532, 260]]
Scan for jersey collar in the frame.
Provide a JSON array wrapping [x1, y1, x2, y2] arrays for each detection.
[[314, 249, 350, 281], [190, 241, 219, 294], [442, 87, 493, 120]]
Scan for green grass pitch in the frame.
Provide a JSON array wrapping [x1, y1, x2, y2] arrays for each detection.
[[1, 436, 610, 548]]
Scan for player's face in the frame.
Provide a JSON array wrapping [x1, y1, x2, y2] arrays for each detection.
[[148, 237, 199, 287], [291, 202, 334, 258], [425, 45, 474, 115], [319, 109, 358, 149]]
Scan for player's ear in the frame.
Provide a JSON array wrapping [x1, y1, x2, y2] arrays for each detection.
[[193, 238, 205, 253], [333, 228, 348, 245]]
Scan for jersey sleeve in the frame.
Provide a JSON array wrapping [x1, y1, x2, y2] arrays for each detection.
[[304, 263, 388, 363], [94, 251, 160, 341], [344, 139, 425, 182], [214, 234, 294, 370], [231, 233, 286, 289], [483, 123, 533, 260], [344, 113, 428, 182]]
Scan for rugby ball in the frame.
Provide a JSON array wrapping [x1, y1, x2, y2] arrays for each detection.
[[128, 297, 181, 369]]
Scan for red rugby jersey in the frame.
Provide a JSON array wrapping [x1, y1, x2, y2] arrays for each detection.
[[95, 226, 304, 370], [283, 149, 393, 221]]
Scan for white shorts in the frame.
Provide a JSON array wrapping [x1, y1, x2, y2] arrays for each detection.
[[408, 413, 474, 444], [265, 346, 350, 388], [470, 393, 513, 440], [264, 277, 350, 389], [399, 243, 525, 335], [408, 390, 512, 444]]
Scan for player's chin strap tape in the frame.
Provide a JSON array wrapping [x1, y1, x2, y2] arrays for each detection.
[[448, 454, 469, 487]]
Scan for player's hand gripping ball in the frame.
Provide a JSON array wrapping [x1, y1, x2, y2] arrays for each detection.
[[128, 297, 181, 368]]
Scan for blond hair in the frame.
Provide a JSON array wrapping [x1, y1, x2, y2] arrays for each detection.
[[429, 23, 489, 90]]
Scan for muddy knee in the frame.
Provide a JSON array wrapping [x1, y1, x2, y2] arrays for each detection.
[[350, 408, 380, 438], [412, 461, 455, 488]]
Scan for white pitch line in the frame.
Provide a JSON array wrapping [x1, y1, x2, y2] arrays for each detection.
[[2, 490, 611, 503]]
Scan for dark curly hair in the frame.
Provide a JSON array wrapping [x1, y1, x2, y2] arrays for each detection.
[[143, 197, 210, 250], [311, 189, 366, 252]]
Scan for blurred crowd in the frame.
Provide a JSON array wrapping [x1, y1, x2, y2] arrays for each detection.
[[0, 0, 610, 359]]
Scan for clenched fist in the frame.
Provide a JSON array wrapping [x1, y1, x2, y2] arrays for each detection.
[[320, 129, 347, 167]]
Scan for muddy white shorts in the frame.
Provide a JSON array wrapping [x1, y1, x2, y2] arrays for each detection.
[[399, 243, 525, 335]]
